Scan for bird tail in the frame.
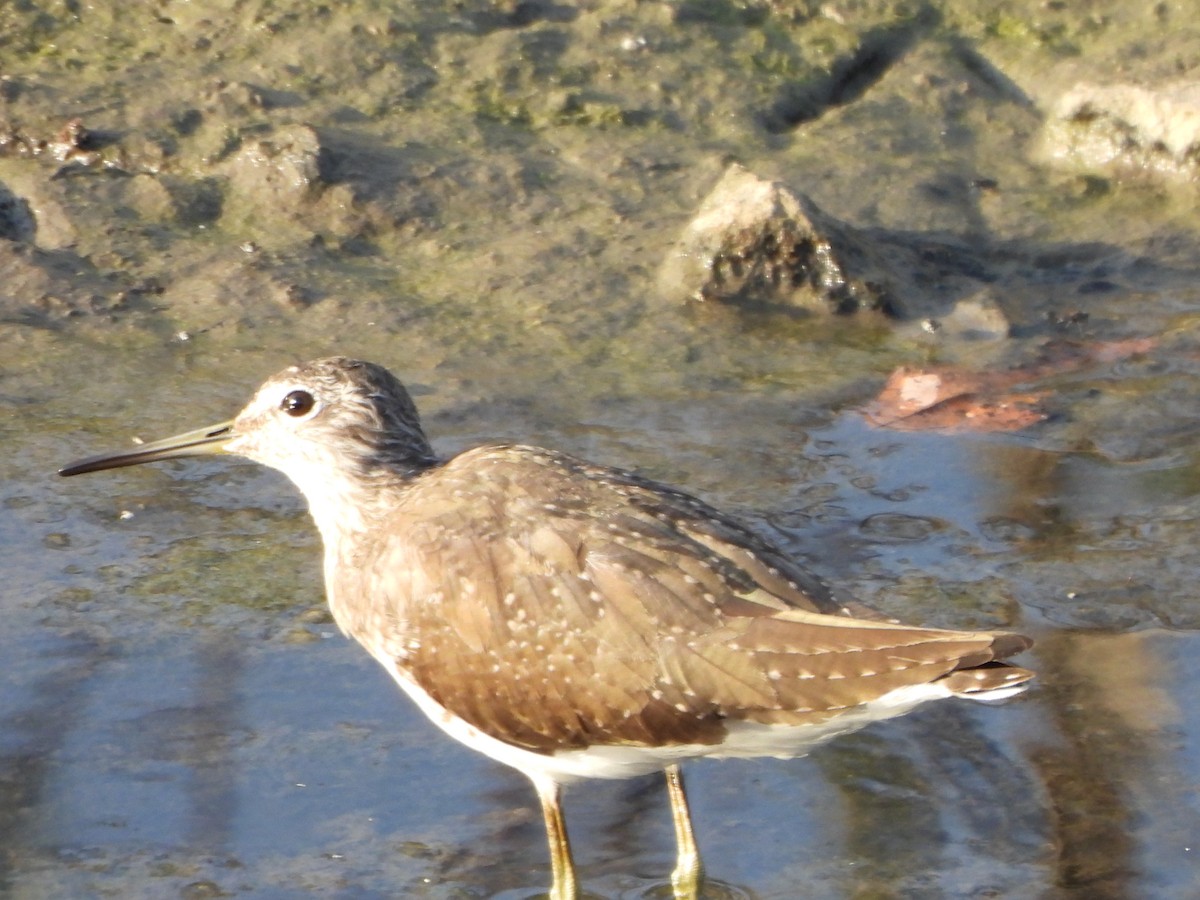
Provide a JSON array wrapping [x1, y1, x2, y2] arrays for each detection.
[[941, 661, 1035, 701], [940, 628, 1035, 704]]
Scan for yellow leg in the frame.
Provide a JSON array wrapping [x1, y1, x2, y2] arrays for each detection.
[[665, 764, 704, 899], [533, 776, 579, 900]]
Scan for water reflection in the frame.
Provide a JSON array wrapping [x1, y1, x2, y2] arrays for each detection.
[[1031, 630, 1200, 899], [0, 630, 114, 893]]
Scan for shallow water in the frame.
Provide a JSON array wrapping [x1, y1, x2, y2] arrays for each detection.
[[8, 346, 1200, 899], [5, 1, 1200, 898]]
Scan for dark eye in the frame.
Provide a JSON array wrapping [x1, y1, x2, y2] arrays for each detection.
[[281, 390, 315, 417]]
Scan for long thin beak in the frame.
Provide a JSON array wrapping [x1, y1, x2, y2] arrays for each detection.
[[59, 420, 235, 477]]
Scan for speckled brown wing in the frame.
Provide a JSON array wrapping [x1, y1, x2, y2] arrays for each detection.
[[668, 609, 1033, 728], [342, 444, 1030, 754], [537, 448, 856, 618]]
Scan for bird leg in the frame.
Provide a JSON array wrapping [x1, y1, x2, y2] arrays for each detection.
[[665, 764, 704, 899], [533, 776, 578, 900]]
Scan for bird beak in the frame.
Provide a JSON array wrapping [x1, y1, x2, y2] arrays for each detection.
[[59, 420, 235, 477]]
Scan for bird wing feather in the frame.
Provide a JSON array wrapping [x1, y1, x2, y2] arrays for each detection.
[[340, 445, 1030, 753]]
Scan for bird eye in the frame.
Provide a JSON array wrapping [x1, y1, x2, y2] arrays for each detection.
[[281, 390, 315, 417]]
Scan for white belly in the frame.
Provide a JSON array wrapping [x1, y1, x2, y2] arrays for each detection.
[[368, 650, 1003, 786]]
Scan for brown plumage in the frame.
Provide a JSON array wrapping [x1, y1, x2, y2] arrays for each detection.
[[335, 443, 1030, 755], [60, 357, 1034, 900]]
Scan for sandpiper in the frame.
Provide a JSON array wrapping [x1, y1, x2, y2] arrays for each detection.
[[61, 357, 1034, 899]]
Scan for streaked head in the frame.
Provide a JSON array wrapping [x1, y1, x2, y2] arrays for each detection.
[[60, 358, 437, 489]]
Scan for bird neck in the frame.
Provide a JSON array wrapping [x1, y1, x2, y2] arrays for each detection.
[[297, 462, 423, 642], [285, 454, 430, 545]]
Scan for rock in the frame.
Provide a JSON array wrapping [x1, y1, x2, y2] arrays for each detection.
[[0, 166, 221, 250], [123, 173, 177, 222], [893, 290, 1011, 353], [0, 171, 78, 249], [1041, 81, 1200, 181], [659, 165, 1113, 328], [0, 180, 35, 242], [659, 164, 897, 315], [0, 239, 138, 323], [158, 256, 322, 336], [220, 124, 325, 211]]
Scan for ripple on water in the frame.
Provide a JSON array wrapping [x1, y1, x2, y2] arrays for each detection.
[[858, 512, 946, 542]]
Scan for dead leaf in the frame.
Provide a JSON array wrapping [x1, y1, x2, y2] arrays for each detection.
[[863, 337, 1156, 433], [871, 390, 1049, 432], [864, 367, 1049, 431], [866, 366, 986, 421]]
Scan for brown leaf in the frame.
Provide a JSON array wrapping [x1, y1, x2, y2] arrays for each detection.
[[863, 336, 1156, 433], [864, 367, 1048, 432], [873, 391, 1049, 432], [865, 366, 986, 421]]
